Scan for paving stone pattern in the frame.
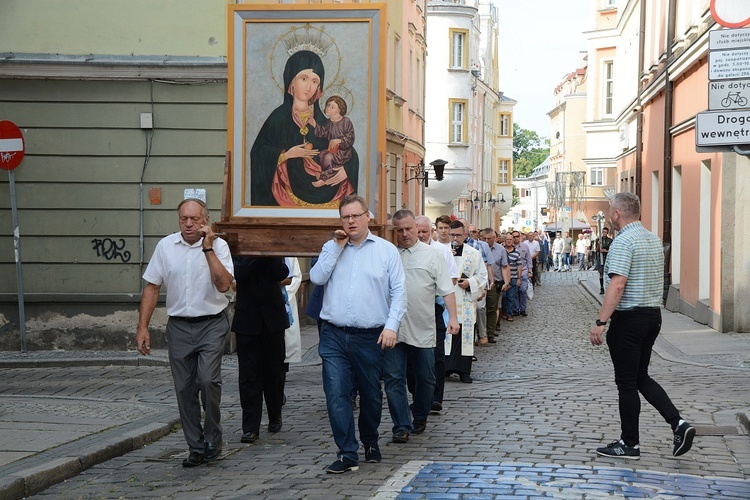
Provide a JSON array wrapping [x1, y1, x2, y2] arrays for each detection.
[[5, 270, 749, 498]]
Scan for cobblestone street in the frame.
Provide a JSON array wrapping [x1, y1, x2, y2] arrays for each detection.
[[1, 272, 748, 498]]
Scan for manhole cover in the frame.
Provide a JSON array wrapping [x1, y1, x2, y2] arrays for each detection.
[[694, 425, 739, 436], [147, 448, 187, 462]]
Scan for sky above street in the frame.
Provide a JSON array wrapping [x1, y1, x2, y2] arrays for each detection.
[[497, 0, 590, 139]]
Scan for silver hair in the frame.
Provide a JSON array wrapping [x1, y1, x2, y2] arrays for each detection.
[[611, 192, 641, 218]]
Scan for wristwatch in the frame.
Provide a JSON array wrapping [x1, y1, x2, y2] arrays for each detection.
[[595, 319, 607, 327]]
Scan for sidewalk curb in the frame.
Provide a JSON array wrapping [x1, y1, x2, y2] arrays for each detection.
[[0, 415, 180, 500], [0, 356, 170, 369]]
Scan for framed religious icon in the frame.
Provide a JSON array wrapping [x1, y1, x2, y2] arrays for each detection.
[[218, 3, 387, 255]]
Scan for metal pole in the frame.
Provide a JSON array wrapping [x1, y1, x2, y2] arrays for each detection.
[[8, 169, 27, 353]]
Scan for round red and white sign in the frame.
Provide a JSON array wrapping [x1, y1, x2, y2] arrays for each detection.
[[0, 120, 25, 171]]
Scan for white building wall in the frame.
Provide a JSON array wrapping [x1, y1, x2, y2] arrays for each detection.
[[424, 2, 478, 208]]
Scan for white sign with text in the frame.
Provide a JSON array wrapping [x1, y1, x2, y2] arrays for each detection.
[[708, 79, 750, 110], [695, 110, 750, 146]]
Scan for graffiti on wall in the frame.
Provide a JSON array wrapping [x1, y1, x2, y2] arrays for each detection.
[[91, 238, 131, 263]]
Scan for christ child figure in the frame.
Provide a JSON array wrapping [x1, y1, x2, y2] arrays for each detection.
[[308, 95, 355, 187]]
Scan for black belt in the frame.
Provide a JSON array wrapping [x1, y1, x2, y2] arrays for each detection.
[[170, 312, 223, 323], [322, 320, 382, 334]]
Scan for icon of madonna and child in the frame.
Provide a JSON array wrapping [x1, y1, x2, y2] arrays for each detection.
[[250, 49, 359, 208]]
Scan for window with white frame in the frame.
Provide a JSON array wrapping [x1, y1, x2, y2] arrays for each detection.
[[590, 167, 604, 186], [499, 113, 511, 137], [449, 99, 467, 143], [450, 29, 467, 69], [498, 159, 510, 184], [603, 60, 614, 115]]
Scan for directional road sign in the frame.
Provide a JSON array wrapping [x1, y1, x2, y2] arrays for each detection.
[[695, 109, 750, 147]]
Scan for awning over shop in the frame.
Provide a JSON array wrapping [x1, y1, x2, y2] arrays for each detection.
[[544, 220, 591, 232]]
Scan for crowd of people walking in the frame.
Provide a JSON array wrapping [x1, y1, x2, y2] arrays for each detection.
[[134, 193, 695, 473]]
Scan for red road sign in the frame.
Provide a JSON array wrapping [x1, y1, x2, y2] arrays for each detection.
[[0, 120, 25, 171]]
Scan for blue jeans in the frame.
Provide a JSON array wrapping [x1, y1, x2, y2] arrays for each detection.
[[518, 275, 529, 313], [385, 342, 435, 432], [577, 252, 586, 269], [319, 321, 384, 463], [503, 281, 518, 317]]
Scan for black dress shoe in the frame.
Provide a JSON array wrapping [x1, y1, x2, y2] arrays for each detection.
[[430, 401, 443, 412], [182, 451, 204, 467], [392, 430, 409, 443], [204, 443, 222, 461], [412, 420, 427, 435], [268, 418, 282, 433], [487, 337, 496, 343], [241, 432, 259, 444], [459, 373, 473, 384]]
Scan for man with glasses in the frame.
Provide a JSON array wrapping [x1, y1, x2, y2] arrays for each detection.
[[311, 194, 406, 474], [444, 220, 487, 383], [136, 198, 234, 468]]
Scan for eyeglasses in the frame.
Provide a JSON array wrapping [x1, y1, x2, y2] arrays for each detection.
[[449, 233, 464, 239], [340, 211, 368, 222]]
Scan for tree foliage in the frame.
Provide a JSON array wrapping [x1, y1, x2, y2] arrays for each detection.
[[513, 123, 549, 178]]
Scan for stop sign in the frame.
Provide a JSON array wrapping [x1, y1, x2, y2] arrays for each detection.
[[0, 120, 25, 171]]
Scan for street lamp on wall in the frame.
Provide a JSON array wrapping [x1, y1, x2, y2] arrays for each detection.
[[483, 191, 496, 207], [406, 159, 448, 187], [470, 189, 481, 210]]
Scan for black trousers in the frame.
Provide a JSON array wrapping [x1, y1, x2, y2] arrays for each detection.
[[607, 308, 681, 446], [236, 330, 286, 434]]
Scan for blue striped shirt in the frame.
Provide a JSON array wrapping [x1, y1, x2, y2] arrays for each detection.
[[310, 232, 406, 331], [605, 221, 664, 309]]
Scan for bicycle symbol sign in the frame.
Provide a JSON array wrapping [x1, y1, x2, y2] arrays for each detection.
[[709, 79, 750, 110]]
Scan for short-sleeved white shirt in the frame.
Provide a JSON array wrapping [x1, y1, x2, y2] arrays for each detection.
[[398, 241, 454, 347], [142, 232, 234, 317]]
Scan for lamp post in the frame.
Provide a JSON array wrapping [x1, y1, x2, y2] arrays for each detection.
[[406, 159, 448, 213], [592, 211, 605, 267], [482, 191, 495, 228], [469, 189, 481, 224]]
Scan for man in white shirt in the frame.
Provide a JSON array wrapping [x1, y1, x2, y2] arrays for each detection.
[[136, 198, 234, 468], [385, 211, 459, 442], [552, 232, 564, 271], [417, 215, 458, 411]]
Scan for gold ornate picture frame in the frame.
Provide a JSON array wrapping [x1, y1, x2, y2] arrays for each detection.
[[220, 3, 386, 255]]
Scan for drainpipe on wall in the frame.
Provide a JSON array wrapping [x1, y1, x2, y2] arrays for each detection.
[[662, 0, 676, 300], [634, 0, 646, 199]]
